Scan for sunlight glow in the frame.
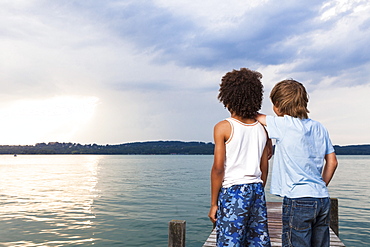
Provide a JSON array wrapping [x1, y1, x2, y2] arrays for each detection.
[[0, 155, 101, 245], [0, 95, 99, 145]]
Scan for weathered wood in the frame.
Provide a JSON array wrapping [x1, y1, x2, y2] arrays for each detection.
[[168, 220, 186, 247], [203, 228, 345, 247], [330, 198, 339, 236], [203, 201, 345, 247]]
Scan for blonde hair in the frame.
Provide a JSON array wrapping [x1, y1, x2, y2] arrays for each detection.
[[270, 79, 309, 119]]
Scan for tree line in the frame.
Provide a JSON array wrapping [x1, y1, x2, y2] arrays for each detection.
[[0, 141, 214, 155], [0, 141, 368, 155]]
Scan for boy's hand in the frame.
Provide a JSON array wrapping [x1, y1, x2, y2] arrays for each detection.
[[208, 205, 218, 224]]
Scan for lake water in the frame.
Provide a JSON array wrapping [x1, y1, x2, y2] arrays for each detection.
[[0, 155, 369, 246]]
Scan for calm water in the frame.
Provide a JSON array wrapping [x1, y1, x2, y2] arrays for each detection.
[[0, 155, 369, 246]]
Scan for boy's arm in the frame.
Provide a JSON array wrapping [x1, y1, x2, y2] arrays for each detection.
[[322, 152, 338, 186], [256, 113, 267, 126], [260, 143, 269, 187], [208, 121, 228, 224], [260, 118, 273, 160], [266, 137, 273, 160]]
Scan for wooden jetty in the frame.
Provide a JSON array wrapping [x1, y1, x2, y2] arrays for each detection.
[[203, 199, 345, 247], [169, 198, 345, 247]]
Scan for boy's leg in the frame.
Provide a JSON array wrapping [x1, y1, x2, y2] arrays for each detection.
[[216, 184, 256, 247], [246, 183, 271, 247], [312, 197, 330, 247], [282, 197, 317, 247]]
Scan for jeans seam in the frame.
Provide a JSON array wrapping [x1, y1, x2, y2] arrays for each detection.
[[282, 231, 293, 247]]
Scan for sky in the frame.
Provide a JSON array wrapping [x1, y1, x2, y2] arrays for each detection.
[[0, 0, 369, 146]]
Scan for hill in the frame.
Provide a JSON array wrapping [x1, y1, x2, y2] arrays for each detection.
[[0, 141, 214, 155], [333, 144, 370, 155], [0, 141, 369, 155]]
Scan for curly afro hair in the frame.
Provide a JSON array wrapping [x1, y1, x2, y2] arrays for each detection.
[[218, 68, 263, 119]]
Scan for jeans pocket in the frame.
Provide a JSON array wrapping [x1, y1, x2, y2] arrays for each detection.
[[291, 200, 317, 231]]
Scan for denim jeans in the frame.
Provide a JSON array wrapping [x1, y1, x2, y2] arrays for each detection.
[[282, 197, 330, 247]]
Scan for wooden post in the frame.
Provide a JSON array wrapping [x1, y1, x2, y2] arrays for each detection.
[[168, 220, 186, 247], [330, 198, 339, 236]]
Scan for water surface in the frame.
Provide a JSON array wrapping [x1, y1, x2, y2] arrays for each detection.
[[0, 155, 368, 246]]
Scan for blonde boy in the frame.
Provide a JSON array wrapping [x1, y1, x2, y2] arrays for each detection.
[[256, 80, 338, 247]]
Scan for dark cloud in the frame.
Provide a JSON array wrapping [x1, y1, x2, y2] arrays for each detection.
[[44, 0, 369, 87], [95, 1, 326, 67], [101, 1, 196, 50]]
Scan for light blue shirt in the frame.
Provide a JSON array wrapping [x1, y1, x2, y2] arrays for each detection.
[[266, 115, 335, 198]]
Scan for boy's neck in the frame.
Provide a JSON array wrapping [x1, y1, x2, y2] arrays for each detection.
[[230, 114, 256, 124]]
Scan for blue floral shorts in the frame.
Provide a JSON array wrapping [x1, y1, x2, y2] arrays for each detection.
[[216, 183, 271, 247]]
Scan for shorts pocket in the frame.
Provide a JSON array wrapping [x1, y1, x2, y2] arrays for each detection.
[[290, 200, 317, 231]]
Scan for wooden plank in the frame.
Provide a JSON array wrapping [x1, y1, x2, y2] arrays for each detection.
[[330, 198, 339, 236], [203, 229, 217, 247], [202, 202, 345, 247], [168, 220, 186, 247], [202, 225, 345, 247]]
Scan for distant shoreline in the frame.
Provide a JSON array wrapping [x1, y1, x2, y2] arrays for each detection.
[[0, 141, 369, 155], [0, 141, 214, 155]]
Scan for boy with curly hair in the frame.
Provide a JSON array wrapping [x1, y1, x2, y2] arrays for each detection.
[[256, 80, 338, 247], [208, 68, 271, 246]]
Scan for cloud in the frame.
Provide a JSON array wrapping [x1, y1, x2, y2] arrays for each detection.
[[98, 1, 325, 68], [81, 0, 370, 90], [308, 83, 370, 145], [0, 0, 369, 145], [71, 87, 224, 145]]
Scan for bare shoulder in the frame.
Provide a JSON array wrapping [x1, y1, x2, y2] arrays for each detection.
[[214, 120, 232, 141], [214, 120, 231, 131]]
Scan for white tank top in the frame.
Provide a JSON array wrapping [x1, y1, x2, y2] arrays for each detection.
[[222, 117, 267, 188]]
